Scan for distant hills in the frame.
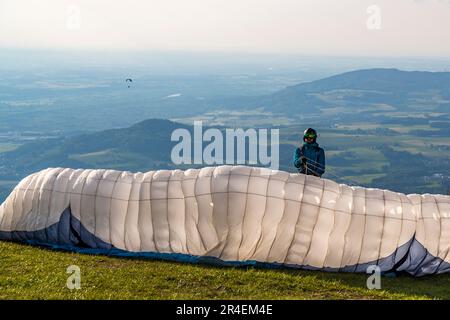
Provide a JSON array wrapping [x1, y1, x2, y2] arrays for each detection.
[[1, 68, 450, 200], [281, 68, 450, 92], [1, 68, 450, 134], [0, 118, 291, 179], [0, 119, 189, 177], [0, 115, 449, 200], [250, 68, 450, 115]]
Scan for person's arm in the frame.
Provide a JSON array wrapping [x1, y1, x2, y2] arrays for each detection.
[[315, 148, 326, 176], [293, 148, 304, 169]]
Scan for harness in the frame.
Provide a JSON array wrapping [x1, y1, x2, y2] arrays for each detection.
[[300, 144, 320, 175]]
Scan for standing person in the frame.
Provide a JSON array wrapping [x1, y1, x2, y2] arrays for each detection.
[[293, 128, 325, 177]]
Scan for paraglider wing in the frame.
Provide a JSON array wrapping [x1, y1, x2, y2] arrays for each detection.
[[0, 165, 449, 276]]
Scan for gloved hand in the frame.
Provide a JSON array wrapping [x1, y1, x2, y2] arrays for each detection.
[[301, 156, 307, 165]]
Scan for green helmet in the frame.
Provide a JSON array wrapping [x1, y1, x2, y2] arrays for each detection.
[[303, 128, 317, 143]]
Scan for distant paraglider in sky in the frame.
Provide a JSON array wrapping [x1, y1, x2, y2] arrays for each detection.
[[125, 78, 133, 88]]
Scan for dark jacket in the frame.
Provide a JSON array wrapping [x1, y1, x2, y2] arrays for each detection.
[[293, 142, 325, 177]]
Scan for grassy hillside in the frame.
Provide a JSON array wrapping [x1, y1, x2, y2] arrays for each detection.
[[1, 241, 450, 300]]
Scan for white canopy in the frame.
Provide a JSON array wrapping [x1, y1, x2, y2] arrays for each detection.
[[1, 166, 449, 276]]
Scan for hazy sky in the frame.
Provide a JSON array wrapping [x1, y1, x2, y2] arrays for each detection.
[[1, 0, 450, 57]]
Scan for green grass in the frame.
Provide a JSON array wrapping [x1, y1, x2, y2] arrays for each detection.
[[1, 241, 450, 300]]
